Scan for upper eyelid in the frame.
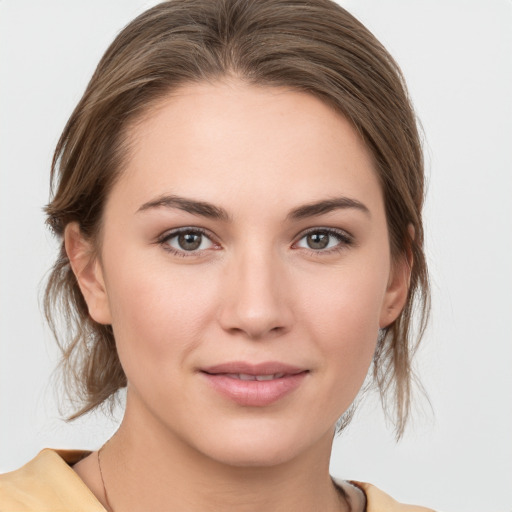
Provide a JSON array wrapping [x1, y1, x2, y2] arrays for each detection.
[[157, 227, 219, 257], [292, 228, 354, 254], [156, 226, 352, 248], [158, 226, 216, 242], [294, 226, 353, 241]]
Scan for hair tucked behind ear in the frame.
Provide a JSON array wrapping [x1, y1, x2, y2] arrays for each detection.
[[44, 0, 429, 436]]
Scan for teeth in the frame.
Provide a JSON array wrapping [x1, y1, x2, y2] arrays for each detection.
[[225, 373, 285, 381], [255, 375, 274, 381]]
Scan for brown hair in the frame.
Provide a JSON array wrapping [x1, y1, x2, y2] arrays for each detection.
[[45, 0, 429, 437]]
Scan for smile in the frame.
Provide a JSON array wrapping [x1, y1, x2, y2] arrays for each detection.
[[200, 362, 308, 407]]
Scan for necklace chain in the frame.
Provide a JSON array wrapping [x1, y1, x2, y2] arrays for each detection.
[[98, 443, 115, 512], [96, 437, 353, 512]]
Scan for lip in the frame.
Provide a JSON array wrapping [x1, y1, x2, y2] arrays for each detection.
[[200, 361, 308, 407], [202, 361, 305, 376]]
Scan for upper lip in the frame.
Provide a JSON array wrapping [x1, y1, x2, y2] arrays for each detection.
[[201, 361, 307, 376]]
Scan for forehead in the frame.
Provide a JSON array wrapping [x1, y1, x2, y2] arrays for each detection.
[[111, 80, 382, 217]]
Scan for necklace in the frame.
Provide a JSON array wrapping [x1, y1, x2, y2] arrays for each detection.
[[96, 440, 353, 512], [98, 443, 115, 512]]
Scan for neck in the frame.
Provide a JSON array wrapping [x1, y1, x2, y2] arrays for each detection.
[[98, 396, 347, 512]]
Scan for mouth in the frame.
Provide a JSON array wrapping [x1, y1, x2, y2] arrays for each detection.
[[201, 361, 306, 376], [200, 362, 309, 407], [220, 373, 287, 381]]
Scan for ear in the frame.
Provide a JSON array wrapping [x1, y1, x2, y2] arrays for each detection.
[[379, 226, 414, 329], [64, 222, 112, 325]]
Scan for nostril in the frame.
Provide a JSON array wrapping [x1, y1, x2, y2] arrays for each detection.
[[224, 323, 288, 340]]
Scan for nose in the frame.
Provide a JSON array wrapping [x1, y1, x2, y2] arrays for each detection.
[[218, 245, 294, 340]]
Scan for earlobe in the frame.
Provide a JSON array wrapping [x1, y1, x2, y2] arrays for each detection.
[[64, 222, 112, 325]]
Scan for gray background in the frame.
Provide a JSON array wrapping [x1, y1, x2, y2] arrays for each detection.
[[1, 1, 511, 510]]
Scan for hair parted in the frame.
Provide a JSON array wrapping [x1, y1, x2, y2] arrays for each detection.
[[44, 0, 430, 437]]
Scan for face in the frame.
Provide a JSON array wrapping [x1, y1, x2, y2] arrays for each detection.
[[69, 81, 409, 467]]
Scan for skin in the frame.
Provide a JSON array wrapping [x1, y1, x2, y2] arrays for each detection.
[[68, 80, 410, 512]]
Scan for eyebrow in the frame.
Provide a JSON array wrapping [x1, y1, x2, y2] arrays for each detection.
[[287, 197, 371, 220], [137, 194, 370, 221], [137, 195, 231, 221]]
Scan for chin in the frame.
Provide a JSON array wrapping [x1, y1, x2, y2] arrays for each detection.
[[190, 418, 334, 469], [204, 440, 301, 468]]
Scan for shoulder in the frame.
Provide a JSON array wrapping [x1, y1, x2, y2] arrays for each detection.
[[0, 449, 105, 512], [352, 481, 437, 512], [334, 478, 437, 512]]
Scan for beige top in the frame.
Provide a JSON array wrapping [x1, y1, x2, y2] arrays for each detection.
[[0, 449, 436, 511]]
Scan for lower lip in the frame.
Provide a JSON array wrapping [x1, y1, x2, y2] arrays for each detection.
[[201, 372, 308, 407]]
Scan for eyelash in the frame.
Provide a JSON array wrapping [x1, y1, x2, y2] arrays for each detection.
[[157, 227, 219, 258], [293, 227, 354, 256], [157, 227, 354, 258]]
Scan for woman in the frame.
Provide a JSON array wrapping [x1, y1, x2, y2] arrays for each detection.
[[0, 0, 434, 510]]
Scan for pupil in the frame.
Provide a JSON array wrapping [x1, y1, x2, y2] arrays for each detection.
[[307, 232, 329, 249], [178, 232, 202, 250]]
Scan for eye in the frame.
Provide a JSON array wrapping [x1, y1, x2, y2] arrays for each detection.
[[159, 228, 217, 255], [295, 228, 352, 252]]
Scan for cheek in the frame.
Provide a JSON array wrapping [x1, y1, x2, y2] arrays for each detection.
[[101, 248, 219, 372], [298, 263, 388, 391], [302, 262, 387, 338]]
